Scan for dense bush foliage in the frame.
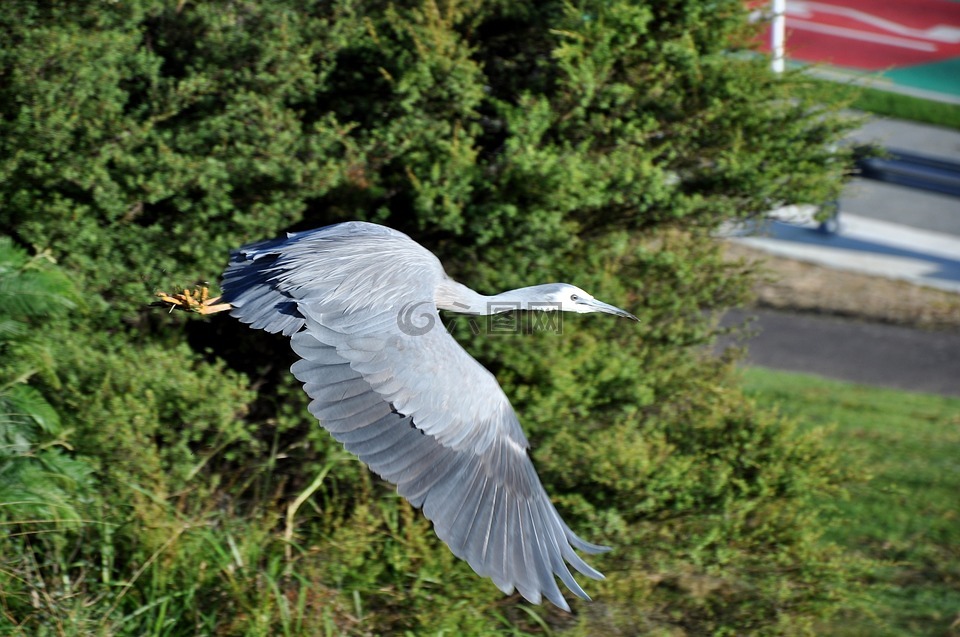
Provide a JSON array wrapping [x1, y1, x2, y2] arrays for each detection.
[[0, 238, 91, 525], [1, 0, 855, 634]]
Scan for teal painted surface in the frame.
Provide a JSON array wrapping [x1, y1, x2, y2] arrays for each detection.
[[884, 58, 960, 98]]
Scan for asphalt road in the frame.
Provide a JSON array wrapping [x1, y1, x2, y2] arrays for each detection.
[[718, 309, 960, 397]]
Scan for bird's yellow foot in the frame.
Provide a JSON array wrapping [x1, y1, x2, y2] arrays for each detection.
[[154, 286, 233, 315]]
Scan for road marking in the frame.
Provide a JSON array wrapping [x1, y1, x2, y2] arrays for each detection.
[[725, 212, 960, 294], [789, 19, 938, 51], [790, 1, 960, 44]]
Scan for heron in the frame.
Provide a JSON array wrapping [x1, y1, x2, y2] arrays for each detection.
[[168, 221, 638, 611]]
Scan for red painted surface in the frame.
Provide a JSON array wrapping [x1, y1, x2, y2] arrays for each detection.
[[755, 0, 960, 70]]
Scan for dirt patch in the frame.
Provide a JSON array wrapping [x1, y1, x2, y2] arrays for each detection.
[[724, 242, 960, 331]]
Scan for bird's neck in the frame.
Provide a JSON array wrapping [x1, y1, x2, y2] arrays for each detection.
[[435, 281, 551, 315]]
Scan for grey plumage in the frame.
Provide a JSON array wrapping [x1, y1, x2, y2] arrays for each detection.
[[220, 221, 637, 611]]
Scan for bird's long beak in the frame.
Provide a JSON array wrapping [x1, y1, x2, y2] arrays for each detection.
[[583, 298, 640, 321]]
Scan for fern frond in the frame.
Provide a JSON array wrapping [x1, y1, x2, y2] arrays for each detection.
[[0, 236, 30, 273], [0, 236, 79, 321], [0, 318, 27, 340], [0, 384, 61, 437]]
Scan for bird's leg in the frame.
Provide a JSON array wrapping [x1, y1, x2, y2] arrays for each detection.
[[154, 285, 233, 315]]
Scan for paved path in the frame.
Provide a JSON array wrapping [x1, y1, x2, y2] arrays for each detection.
[[721, 117, 960, 396], [842, 119, 960, 236], [847, 118, 960, 160], [723, 116, 960, 293], [840, 180, 959, 237], [728, 212, 960, 293], [718, 309, 960, 397]]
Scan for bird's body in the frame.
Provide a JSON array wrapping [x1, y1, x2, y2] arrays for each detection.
[[220, 221, 636, 611]]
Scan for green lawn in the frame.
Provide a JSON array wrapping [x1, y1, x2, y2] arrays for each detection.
[[739, 367, 960, 636], [851, 86, 960, 131]]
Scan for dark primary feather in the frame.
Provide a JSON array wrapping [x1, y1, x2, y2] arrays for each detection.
[[220, 222, 608, 611]]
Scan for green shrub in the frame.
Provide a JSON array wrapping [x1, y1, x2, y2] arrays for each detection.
[[0, 1, 856, 634], [0, 237, 98, 630]]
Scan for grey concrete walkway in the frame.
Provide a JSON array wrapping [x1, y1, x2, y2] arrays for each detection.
[[729, 212, 960, 293], [723, 116, 960, 293], [719, 116, 960, 396], [847, 117, 960, 162]]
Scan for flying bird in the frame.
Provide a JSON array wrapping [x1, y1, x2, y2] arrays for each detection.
[[213, 221, 638, 611]]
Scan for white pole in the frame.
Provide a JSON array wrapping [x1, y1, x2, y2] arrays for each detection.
[[771, 0, 786, 73]]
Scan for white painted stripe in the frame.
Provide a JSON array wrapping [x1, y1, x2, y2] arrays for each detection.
[[839, 214, 960, 262], [725, 213, 960, 294], [789, 19, 938, 51], [790, 1, 960, 44]]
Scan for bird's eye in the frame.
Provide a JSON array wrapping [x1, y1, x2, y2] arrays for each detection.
[[570, 294, 579, 302]]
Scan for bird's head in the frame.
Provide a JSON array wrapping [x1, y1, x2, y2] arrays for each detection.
[[530, 283, 639, 320]]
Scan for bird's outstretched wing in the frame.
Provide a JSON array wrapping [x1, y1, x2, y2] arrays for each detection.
[[221, 223, 607, 610]]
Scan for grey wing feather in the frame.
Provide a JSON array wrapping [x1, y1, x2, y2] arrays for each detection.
[[222, 222, 608, 610], [220, 235, 306, 336], [289, 327, 607, 611], [221, 222, 427, 335]]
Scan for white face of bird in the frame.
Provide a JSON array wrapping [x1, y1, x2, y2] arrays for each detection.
[[543, 284, 639, 320]]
